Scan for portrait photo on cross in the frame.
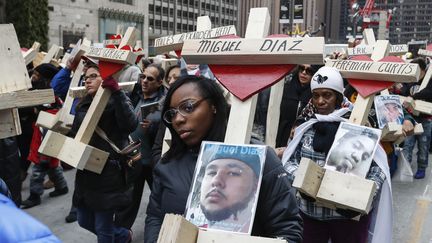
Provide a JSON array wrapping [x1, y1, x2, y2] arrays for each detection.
[[374, 95, 404, 129], [184, 142, 266, 234], [324, 122, 382, 178]]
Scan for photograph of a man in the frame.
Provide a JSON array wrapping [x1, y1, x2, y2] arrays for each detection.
[[185, 142, 266, 234], [325, 122, 381, 178], [374, 95, 404, 129]]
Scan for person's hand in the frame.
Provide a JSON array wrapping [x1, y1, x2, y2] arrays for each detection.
[[275, 147, 286, 159], [402, 120, 414, 136], [102, 76, 120, 92], [66, 56, 78, 70], [141, 119, 152, 130]]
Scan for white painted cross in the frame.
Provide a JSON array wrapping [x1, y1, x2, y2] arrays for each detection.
[[181, 8, 324, 146], [38, 27, 139, 174], [0, 24, 54, 139]]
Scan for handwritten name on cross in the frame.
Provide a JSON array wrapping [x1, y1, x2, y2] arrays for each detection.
[[326, 40, 420, 126], [181, 7, 324, 145], [154, 16, 236, 54]]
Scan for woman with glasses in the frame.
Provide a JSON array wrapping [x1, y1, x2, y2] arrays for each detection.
[[69, 63, 137, 242], [144, 75, 302, 243], [275, 64, 321, 149]]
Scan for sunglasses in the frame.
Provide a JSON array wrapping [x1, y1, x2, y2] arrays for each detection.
[[163, 98, 207, 124], [299, 65, 314, 76], [139, 74, 156, 82], [84, 73, 100, 81]]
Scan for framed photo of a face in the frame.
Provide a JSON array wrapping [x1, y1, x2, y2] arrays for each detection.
[[184, 141, 267, 235], [324, 122, 382, 178], [374, 95, 404, 129]]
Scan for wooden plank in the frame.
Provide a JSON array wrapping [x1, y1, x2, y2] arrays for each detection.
[[325, 59, 419, 83], [400, 95, 432, 115], [119, 27, 138, 48], [0, 89, 54, 110], [265, 79, 284, 147], [32, 52, 46, 67], [348, 94, 375, 125], [181, 37, 325, 65], [86, 47, 137, 64], [324, 44, 348, 56], [35, 111, 70, 135], [69, 81, 136, 99], [0, 108, 21, 139], [292, 158, 325, 198], [0, 24, 32, 93], [22, 42, 41, 65], [371, 40, 390, 61], [316, 170, 377, 214], [74, 86, 111, 144], [41, 44, 61, 64], [348, 44, 408, 56], [157, 214, 198, 243], [154, 25, 236, 53], [418, 49, 432, 57], [224, 8, 271, 144], [363, 28, 376, 45], [38, 130, 109, 172], [197, 230, 286, 243], [57, 60, 85, 128], [419, 66, 432, 92]]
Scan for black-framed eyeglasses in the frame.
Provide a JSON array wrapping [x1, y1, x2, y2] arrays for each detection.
[[84, 73, 100, 81], [139, 74, 156, 82], [163, 98, 208, 124], [299, 65, 314, 76]]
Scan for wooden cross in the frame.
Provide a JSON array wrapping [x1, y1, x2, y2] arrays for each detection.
[[181, 8, 323, 146], [347, 29, 408, 57], [38, 27, 139, 174], [0, 24, 54, 139]]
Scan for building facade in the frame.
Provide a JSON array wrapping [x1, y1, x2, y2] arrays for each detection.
[[148, 0, 238, 54], [375, 0, 432, 44], [48, 0, 238, 56], [48, 0, 147, 52]]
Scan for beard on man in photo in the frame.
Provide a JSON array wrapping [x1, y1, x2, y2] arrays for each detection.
[[198, 146, 262, 227]]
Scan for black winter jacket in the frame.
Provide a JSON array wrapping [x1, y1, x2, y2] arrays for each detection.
[[0, 138, 21, 205], [144, 147, 303, 243], [70, 90, 138, 211], [276, 74, 312, 147]]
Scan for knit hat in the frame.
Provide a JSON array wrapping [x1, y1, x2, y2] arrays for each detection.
[[207, 145, 262, 177], [310, 66, 344, 95], [34, 63, 60, 80]]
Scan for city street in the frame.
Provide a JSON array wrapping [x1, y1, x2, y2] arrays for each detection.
[[21, 154, 432, 242]]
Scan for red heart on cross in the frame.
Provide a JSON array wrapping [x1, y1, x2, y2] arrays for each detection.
[[111, 34, 122, 40], [97, 42, 128, 79], [209, 34, 295, 101], [98, 61, 124, 80], [347, 55, 398, 97]]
